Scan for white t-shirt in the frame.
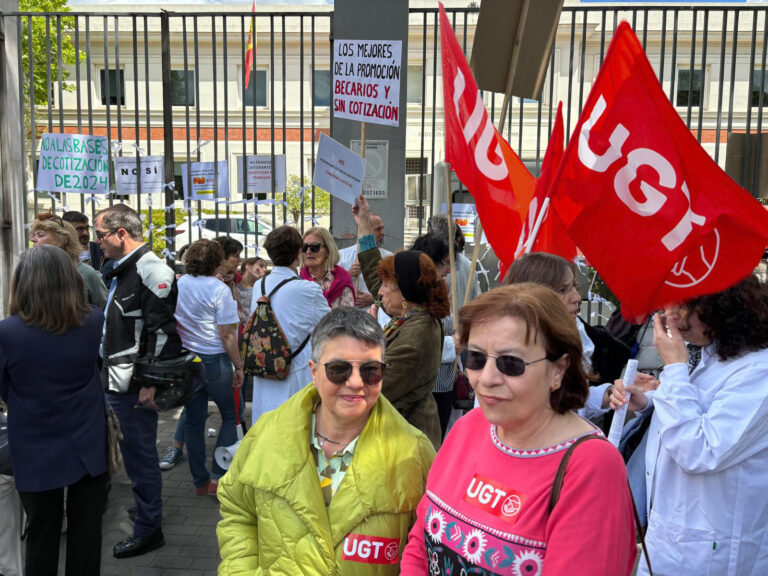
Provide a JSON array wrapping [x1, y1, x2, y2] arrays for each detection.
[[338, 244, 393, 297], [175, 274, 239, 354]]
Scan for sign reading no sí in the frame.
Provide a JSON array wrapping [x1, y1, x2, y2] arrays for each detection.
[[333, 39, 402, 127], [37, 133, 110, 194]]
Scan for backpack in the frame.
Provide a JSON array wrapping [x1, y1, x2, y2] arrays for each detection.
[[240, 276, 310, 380]]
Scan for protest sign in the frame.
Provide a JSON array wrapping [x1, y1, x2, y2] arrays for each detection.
[[236, 155, 287, 194], [350, 140, 388, 199], [333, 39, 402, 127], [114, 156, 165, 195], [313, 133, 365, 204], [181, 161, 230, 201], [442, 203, 488, 244], [36, 133, 109, 194]]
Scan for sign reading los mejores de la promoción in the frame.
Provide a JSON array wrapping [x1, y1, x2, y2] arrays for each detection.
[[333, 39, 402, 127], [36, 133, 110, 194]]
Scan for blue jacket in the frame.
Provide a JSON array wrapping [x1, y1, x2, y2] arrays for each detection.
[[0, 309, 108, 492]]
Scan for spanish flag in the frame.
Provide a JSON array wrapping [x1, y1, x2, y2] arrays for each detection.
[[244, 0, 256, 90]]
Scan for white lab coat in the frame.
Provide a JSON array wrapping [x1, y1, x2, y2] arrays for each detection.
[[249, 266, 331, 424], [639, 345, 768, 575]]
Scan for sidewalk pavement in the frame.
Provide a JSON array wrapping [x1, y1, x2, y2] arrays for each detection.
[[61, 403, 241, 576]]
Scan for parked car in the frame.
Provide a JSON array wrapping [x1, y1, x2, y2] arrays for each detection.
[[176, 216, 273, 255]]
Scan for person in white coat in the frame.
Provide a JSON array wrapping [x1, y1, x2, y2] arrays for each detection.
[[250, 226, 331, 424], [612, 275, 768, 575]]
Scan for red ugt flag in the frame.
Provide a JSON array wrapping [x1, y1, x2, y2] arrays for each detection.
[[244, 0, 256, 90], [549, 22, 768, 320], [439, 2, 535, 271], [529, 102, 578, 262]]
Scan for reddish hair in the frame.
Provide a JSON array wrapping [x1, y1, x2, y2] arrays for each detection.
[[378, 253, 450, 319]]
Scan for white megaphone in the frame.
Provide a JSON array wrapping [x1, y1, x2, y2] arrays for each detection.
[[215, 439, 242, 470], [215, 388, 246, 470]]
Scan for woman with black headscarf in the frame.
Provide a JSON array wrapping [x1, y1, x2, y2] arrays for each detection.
[[353, 196, 450, 449]]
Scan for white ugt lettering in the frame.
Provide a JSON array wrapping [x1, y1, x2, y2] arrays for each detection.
[[453, 69, 509, 181], [578, 95, 629, 173], [662, 182, 707, 251], [614, 148, 674, 217], [578, 93, 707, 251]]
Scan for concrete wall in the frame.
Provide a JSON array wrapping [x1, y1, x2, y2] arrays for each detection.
[[330, 0, 409, 251]]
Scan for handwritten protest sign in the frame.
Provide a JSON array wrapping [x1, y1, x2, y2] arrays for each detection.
[[114, 156, 165, 195], [181, 161, 230, 201], [236, 155, 287, 194], [36, 133, 109, 194], [333, 39, 402, 127], [313, 133, 365, 204]]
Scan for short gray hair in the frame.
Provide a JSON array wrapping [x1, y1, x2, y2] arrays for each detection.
[[311, 307, 386, 362], [95, 204, 143, 240]]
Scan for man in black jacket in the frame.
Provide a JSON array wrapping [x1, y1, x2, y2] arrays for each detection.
[[95, 204, 182, 558]]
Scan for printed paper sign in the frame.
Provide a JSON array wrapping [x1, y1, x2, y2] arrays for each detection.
[[236, 155, 287, 194], [350, 140, 389, 199], [442, 203, 488, 244], [114, 156, 165, 195], [181, 161, 229, 201], [333, 39, 402, 127], [313, 133, 365, 205], [36, 133, 109, 194]]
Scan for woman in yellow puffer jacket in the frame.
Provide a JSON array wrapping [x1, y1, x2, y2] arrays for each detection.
[[217, 307, 435, 575]]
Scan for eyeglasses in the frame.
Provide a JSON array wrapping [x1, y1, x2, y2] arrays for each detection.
[[463, 350, 551, 377], [321, 360, 387, 386], [301, 242, 324, 253], [95, 229, 117, 241]]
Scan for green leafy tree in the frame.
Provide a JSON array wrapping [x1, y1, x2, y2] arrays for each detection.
[[20, 0, 83, 135], [278, 175, 330, 225], [140, 209, 186, 258]]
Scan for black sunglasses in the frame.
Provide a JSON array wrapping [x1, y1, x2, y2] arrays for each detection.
[[463, 350, 551, 377], [321, 360, 387, 386], [301, 242, 324, 253], [95, 229, 118, 241]]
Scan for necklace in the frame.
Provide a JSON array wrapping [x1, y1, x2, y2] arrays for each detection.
[[315, 429, 347, 447], [314, 407, 365, 448]]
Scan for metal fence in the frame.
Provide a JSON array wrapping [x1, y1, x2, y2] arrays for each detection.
[[3, 4, 768, 266]]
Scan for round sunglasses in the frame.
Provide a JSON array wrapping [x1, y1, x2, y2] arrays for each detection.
[[321, 360, 387, 386], [463, 350, 551, 377], [301, 242, 324, 253]]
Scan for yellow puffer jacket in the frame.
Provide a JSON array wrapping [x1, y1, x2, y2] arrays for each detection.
[[217, 383, 435, 575]]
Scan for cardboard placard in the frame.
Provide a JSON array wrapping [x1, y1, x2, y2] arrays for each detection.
[[236, 155, 287, 194], [181, 161, 230, 201], [313, 133, 365, 204], [36, 133, 110, 194], [333, 39, 402, 127], [114, 156, 165, 195]]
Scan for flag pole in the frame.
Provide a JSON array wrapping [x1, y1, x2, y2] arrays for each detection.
[[444, 162, 459, 323], [356, 121, 366, 302], [524, 197, 549, 254], [463, 0, 525, 302], [360, 122, 366, 159]]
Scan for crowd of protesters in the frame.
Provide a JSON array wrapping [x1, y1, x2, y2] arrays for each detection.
[[1, 197, 767, 576]]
